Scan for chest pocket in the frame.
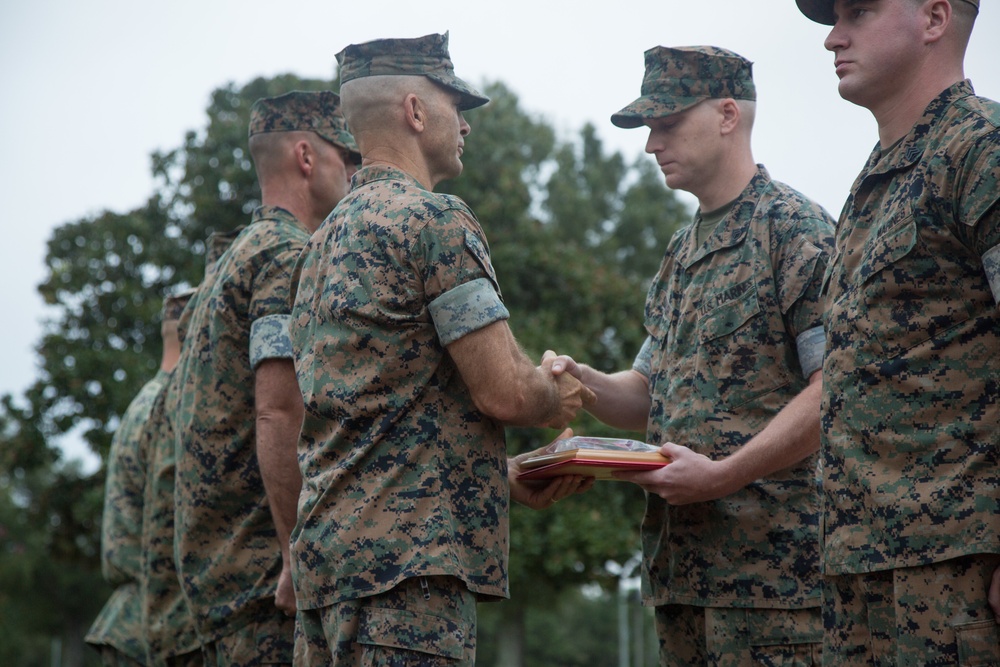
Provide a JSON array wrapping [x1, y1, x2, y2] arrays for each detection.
[[856, 216, 982, 359], [697, 285, 790, 410]]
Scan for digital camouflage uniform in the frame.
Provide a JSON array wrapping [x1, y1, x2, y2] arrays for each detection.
[[140, 246, 235, 667], [290, 33, 497, 667], [168, 90, 356, 666], [139, 381, 203, 666], [633, 168, 833, 663], [613, 46, 835, 665], [86, 368, 171, 666], [170, 206, 306, 659], [819, 80, 1000, 663], [290, 159, 507, 665]]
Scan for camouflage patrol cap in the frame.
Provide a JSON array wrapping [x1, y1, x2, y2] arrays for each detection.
[[611, 46, 756, 129], [796, 0, 979, 24], [248, 91, 360, 162], [162, 288, 196, 322], [336, 32, 489, 111]]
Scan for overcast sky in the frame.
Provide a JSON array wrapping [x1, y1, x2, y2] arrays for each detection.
[[2, 0, 998, 469]]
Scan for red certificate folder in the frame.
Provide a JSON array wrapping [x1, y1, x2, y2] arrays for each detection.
[[517, 437, 668, 480]]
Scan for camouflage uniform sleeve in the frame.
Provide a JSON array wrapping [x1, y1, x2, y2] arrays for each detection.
[[631, 335, 653, 378], [248, 242, 302, 324], [249, 314, 294, 368], [429, 278, 509, 346], [795, 326, 825, 379], [101, 375, 164, 584], [774, 209, 835, 377], [960, 133, 1000, 303], [420, 208, 508, 345], [985, 244, 1000, 303]]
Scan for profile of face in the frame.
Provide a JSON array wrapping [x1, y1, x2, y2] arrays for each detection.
[[823, 0, 928, 109], [313, 138, 357, 219], [643, 101, 724, 195], [422, 85, 471, 185]]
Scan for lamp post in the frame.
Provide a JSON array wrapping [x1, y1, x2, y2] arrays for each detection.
[[607, 552, 644, 667]]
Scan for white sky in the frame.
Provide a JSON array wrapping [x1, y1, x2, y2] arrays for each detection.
[[2, 0, 999, 470]]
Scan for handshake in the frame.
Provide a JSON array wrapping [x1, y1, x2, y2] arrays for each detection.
[[538, 349, 593, 430]]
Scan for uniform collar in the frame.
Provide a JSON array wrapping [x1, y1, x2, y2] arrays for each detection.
[[867, 80, 975, 178], [351, 164, 426, 191], [682, 164, 772, 268], [251, 204, 304, 229]]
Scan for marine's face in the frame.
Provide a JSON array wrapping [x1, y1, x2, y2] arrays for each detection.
[[313, 138, 356, 223], [824, 0, 926, 110], [643, 101, 722, 196], [424, 87, 470, 186]]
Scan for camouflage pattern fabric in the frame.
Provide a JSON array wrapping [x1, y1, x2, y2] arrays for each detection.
[[93, 645, 146, 667], [171, 205, 308, 651], [141, 246, 235, 665], [820, 81, 1000, 578], [611, 46, 756, 129], [200, 611, 294, 667], [822, 555, 1000, 664], [638, 166, 834, 609], [294, 576, 476, 667], [85, 370, 170, 662], [336, 32, 489, 111], [140, 380, 202, 665], [289, 164, 510, 613], [654, 604, 822, 666], [162, 650, 204, 667], [797, 0, 980, 26], [248, 91, 359, 162], [176, 228, 244, 344]]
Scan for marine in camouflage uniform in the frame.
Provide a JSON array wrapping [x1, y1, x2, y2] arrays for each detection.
[[87, 376, 168, 666], [797, 0, 1000, 662], [168, 91, 359, 667], [553, 46, 835, 666], [140, 236, 239, 667], [289, 33, 594, 667], [86, 292, 193, 667]]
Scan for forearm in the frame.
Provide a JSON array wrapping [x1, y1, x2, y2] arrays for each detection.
[[575, 365, 651, 431], [448, 321, 560, 426], [715, 377, 822, 490], [254, 359, 304, 561], [256, 410, 303, 559], [497, 350, 562, 426]]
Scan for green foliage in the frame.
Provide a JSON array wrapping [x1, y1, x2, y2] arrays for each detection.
[[35, 205, 173, 457], [477, 586, 657, 667], [0, 400, 108, 667], [2, 73, 690, 666]]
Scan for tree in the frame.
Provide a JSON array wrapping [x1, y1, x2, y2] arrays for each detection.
[[0, 394, 109, 667]]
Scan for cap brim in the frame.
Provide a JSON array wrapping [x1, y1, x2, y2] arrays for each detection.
[[317, 130, 362, 163], [610, 95, 704, 129], [427, 73, 490, 110], [796, 0, 835, 25]]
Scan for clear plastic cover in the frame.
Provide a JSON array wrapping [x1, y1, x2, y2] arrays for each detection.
[[547, 436, 658, 453]]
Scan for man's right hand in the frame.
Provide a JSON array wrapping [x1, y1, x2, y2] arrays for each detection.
[[540, 351, 595, 429]]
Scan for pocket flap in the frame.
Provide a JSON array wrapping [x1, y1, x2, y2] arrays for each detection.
[[698, 284, 760, 343], [859, 217, 917, 285], [358, 607, 468, 659]]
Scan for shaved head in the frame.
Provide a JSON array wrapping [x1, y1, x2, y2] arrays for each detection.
[[341, 75, 446, 138], [249, 130, 321, 181]]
